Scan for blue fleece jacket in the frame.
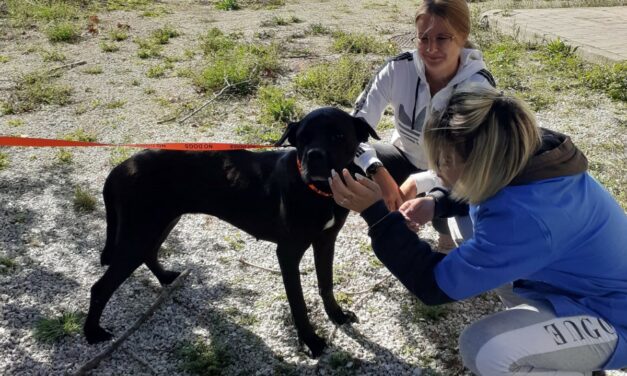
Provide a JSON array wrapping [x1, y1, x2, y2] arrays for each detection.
[[361, 131, 627, 369]]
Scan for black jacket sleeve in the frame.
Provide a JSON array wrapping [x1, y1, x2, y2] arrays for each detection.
[[360, 201, 456, 305], [427, 188, 469, 218]]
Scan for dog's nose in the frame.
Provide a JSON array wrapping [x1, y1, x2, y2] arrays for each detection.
[[306, 149, 326, 163]]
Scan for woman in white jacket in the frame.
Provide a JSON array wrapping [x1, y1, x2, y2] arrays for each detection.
[[352, 0, 495, 248]]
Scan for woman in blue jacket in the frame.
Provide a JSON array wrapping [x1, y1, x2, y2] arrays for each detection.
[[330, 86, 627, 375]]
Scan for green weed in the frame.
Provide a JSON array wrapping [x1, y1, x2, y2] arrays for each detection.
[[56, 149, 73, 164], [5, 0, 80, 26], [109, 29, 129, 41], [105, 100, 126, 109], [582, 61, 627, 101], [0, 153, 8, 170], [109, 147, 132, 166], [306, 23, 331, 35], [176, 340, 232, 375], [194, 43, 280, 95], [0, 55, 9, 63], [294, 56, 373, 106], [82, 65, 104, 75], [329, 350, 361, 374], [258, 86, 301, 126], [332, 31, 396, 55], [216, 0, 239, 11], [135, 37, 163, 58], [7, 119, 24, 127], [100, 41, 120, 52], [0, 255, 17, 274], [33, 311, 85, 343], [74, 186, 97, 212], [146, 63, 170, 78], [46, 22, 81, 43], [199, 28, 238, 55], [64, 128, 97, 143], [41, 49, 67, 62], [4, 71, 72, 114], [151, 25, 180, 44]]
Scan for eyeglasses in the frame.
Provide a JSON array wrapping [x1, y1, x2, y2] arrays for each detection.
[[411, 34, 455, 50]]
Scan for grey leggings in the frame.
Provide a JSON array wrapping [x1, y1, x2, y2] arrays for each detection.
[[448, 222, 618, 375], [459, 286, 618, 375]]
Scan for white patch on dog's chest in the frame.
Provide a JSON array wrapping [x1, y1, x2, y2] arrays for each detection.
[[323, 215, 335, 230]]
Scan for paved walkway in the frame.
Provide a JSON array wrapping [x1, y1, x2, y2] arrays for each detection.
[[481, 6, 627, 63]]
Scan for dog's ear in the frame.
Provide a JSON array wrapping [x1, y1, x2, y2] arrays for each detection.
[[274, 121, 299, 147], [354, 116, 380, 142]]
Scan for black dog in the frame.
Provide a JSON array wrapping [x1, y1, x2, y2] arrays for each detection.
[[84, 107, 379, 357]]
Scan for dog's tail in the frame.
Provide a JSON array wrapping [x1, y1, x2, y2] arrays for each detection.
[[100, 177, 117, 266]]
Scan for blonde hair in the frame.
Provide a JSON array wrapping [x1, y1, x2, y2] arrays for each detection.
[[415, 0, 471, 44], [424, 86, 542, 204]]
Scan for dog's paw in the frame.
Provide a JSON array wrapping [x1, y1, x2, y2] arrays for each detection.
[[84, 325, 113, 344], [301, 335, 327, 358], [330, 309, 359, 325]]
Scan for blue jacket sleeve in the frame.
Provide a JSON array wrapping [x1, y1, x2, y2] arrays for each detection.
[[361, 201, 455, 305]]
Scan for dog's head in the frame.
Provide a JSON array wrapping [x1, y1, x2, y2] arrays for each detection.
[[275, 107, 380, 185]]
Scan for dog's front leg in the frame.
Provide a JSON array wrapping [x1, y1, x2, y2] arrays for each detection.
[[276, 243, 326, 358], [312, 235, 358, 326]]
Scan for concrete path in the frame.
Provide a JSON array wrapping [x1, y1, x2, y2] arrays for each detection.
[[481, 6, 627, 63]]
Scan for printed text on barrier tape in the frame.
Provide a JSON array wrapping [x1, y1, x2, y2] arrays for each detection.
[[0, 136, 271, 151]]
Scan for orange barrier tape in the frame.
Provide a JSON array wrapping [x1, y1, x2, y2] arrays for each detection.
[[0, 136, 272, 151]]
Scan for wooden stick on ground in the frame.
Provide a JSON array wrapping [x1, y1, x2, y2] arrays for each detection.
[[177, 79, 250, 125], [72, 268, 191, 376], [48, 60, 87, 74]]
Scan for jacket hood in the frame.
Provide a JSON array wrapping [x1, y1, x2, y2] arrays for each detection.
[[510, 128, 588, 186]]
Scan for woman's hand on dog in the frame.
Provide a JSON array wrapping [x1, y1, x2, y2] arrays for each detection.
[[329, 169, 382, 213]]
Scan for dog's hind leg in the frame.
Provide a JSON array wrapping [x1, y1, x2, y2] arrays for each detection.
[[84, 252, 144, 344], [100, 189, 118, 266], [276, 243, 326, 358], [313, 234, 358, 326], [145, 216, 182, 286]]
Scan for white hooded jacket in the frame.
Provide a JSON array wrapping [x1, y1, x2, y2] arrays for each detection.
[[352, 48, 495, 178]]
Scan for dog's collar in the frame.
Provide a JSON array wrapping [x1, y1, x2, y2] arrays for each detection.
[[296, 158, 333, 198]]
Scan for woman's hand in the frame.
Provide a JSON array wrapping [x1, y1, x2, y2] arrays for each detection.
[[329, 169, 382, 213], [371, 167, 403, 211], [399, 196, 435, 231], [399, 176, 418, 202]]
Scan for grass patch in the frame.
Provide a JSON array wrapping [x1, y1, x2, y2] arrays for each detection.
[[199, 28, 239, 55], [329, 350, 361, 375], [260, 15, 301, 27], [105, 100, 126, 109], [7, 118, 24, 127], [146, 63, 169, 78], [194, 42, 280, 95], [581, 61, 627, 101], [0, 255, 17, 274], [151, 25, 180, 44], [56, 149, 73, 164], [0, 55, 9, 63], [0, 153, 8, 170], [109, 28, 129, 41], [41, 49, 67, 62], [135, 37, 163, 59], [46, 21, 81, 43], [176, 339, 232, 375], [63, 128, 97, 142], [404, 299, 448, 322], [294, 55, 373, 106], [100, 41, 120, 52], [331, 31, 396, 55], [74, 186, 97, 212], [3, 71, 72, 114], [216, 0, 240, 11], [82, 65, 104, 75], [306, 23, 332, 36], [240, 86, 302, 143], [4, 0, 81, 27], [109, 147, 132, 166], [33, 311, 84, 343]]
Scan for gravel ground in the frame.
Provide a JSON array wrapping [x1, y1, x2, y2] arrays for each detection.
[[0, 1, 625, 375]]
